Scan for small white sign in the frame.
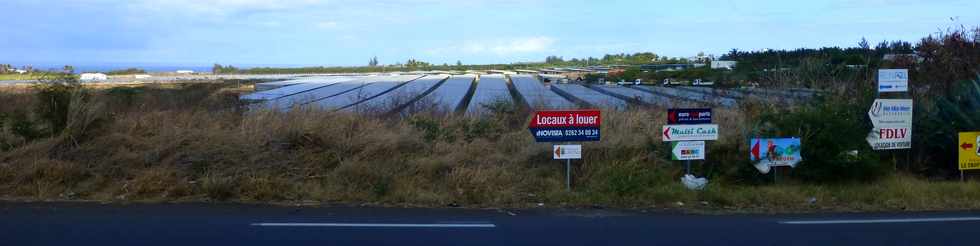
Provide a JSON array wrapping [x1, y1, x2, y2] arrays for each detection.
[[867, 99, 913, 150], [671, 141, 706, 160], [553, 145, 582, 160], [878, 69, 909, 92], [662, 124, 719, 142]]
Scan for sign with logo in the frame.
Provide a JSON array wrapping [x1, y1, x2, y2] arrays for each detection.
[[668, 108, 712, 125], [959, 132, 980, 170], [528, 110, 601, 142], [662, 124, 719, 142], [553, 145, 582, 160], [878, 69, 909, 92], [671, 141, 705, 160], [866, 99, 913, 150], [750, 138, 803, 174]]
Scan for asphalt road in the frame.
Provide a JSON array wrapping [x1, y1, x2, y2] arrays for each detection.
[[2, 202, 979, 245]]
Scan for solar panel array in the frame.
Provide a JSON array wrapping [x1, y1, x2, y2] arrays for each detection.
[[418, 75, 476, 112], [350, 75, 449, 112], [240, 73, 809, 115], [510, 75, 577, 109], [634, 86, 738, 107], [587, 85, 673, 106], [242, 76, 355, 101], [466, 74, 513, 114], [552, 84, 628, 110], [309, 75, 424, 110]]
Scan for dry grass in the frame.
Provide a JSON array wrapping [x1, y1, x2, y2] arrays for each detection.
[[0, 82, 979, 213]]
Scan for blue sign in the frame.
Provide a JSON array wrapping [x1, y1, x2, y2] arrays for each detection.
[[529, 127, 600, 142], [668, 108, 712, 125], [749, 137, 803, 174]]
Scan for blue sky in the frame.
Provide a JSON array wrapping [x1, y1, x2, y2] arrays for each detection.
[[1, 0, 977, 67]]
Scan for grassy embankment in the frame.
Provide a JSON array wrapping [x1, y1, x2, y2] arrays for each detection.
[[0, 73, 46, 81], [0, 81, 978, 213]]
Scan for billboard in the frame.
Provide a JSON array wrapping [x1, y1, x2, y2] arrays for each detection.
[[662, 124, 719, 142], [960, 132, 980, 170], [750, 138, 803, 174], [529, 110, 601, 142], [878, 69, 909, 92], [671, 141, 706, 160], [553, 145, 582, 160], [866, 99, 913, 150], [668, 108, 712, 125]]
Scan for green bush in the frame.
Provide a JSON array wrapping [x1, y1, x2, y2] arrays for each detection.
[[915, 76, 980, 176], [751, 95, 885, 183]]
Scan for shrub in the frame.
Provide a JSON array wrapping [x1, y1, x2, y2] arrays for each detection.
[[915, 76, 980, 176], [751, 95, 884, 183]]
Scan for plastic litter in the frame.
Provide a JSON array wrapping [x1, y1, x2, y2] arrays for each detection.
[[681, 174, 708, 190]]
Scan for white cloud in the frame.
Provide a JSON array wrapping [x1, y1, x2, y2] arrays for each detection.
[[316, 21, 339, 29], [434, 36, 557, 56], [130, 0, 324, 18]]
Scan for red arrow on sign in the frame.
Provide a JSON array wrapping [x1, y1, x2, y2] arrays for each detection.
[[555, 146, 562, 158], [963, 142, 975, 150], [663, 127, 671, 140]]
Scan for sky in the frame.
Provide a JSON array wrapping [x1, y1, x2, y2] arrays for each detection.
[[0, 0, 977, 67]]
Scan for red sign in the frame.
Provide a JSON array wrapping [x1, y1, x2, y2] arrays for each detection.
[[528, 110, 602, 128], [879, 128, 909, 139]]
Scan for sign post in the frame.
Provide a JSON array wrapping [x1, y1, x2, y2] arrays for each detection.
[[530, 110, 601, 190], [872, 69, 913, 170], [554, 144, 582, 190], [664, 108, 715, 176]]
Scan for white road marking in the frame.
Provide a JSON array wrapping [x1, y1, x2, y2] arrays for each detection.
[[780, 217, 980, 225], [250, 222, 496, 228]]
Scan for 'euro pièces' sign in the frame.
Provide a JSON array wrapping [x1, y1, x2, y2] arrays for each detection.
[[668, 108, 712, 125], [529, 110, 601, 142]]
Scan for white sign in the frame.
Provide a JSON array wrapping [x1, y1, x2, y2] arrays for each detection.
[[553, 145, 582, 160], [878, 69, 909, 92], [866, 99, 913, 150], [671, 141, 705, 160], [662, 124, 719, 142]]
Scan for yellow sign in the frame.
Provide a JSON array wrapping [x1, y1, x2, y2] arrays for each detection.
[[959, 132, 980, 170]]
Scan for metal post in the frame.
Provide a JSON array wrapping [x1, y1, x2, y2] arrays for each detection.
[[773, 166, 779, 184], [685, 160, 691, 175], [566, 159, 571, 190]]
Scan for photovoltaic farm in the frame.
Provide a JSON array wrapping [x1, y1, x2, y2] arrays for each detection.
[[242, 73, 815, 115]]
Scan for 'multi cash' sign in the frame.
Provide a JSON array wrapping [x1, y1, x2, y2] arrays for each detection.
[[662, 124, 719, 142], [866, 99, 913, 150]]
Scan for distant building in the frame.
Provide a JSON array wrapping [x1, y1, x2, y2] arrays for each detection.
[[639, 64, 694, 71], [882, 54, 923, 63], [14, 69, 27, 74], [79, 73, 108, 81], [134, 74, 152, 79], [176, 70, 194, 74], [711, 60, 737, 70]]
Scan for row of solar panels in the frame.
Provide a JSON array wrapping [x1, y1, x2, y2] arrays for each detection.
[[241, 74, 812, 115]]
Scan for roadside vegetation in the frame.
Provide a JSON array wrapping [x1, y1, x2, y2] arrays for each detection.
[[0, 27, 977, 213]]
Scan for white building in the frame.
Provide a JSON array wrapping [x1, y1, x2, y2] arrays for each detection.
[[176, 70, 194, 74], [134, 74, 152, 79], [79, 73, 108, 81], [14, 69, 27, 74], [711, 60, 737, 70]]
